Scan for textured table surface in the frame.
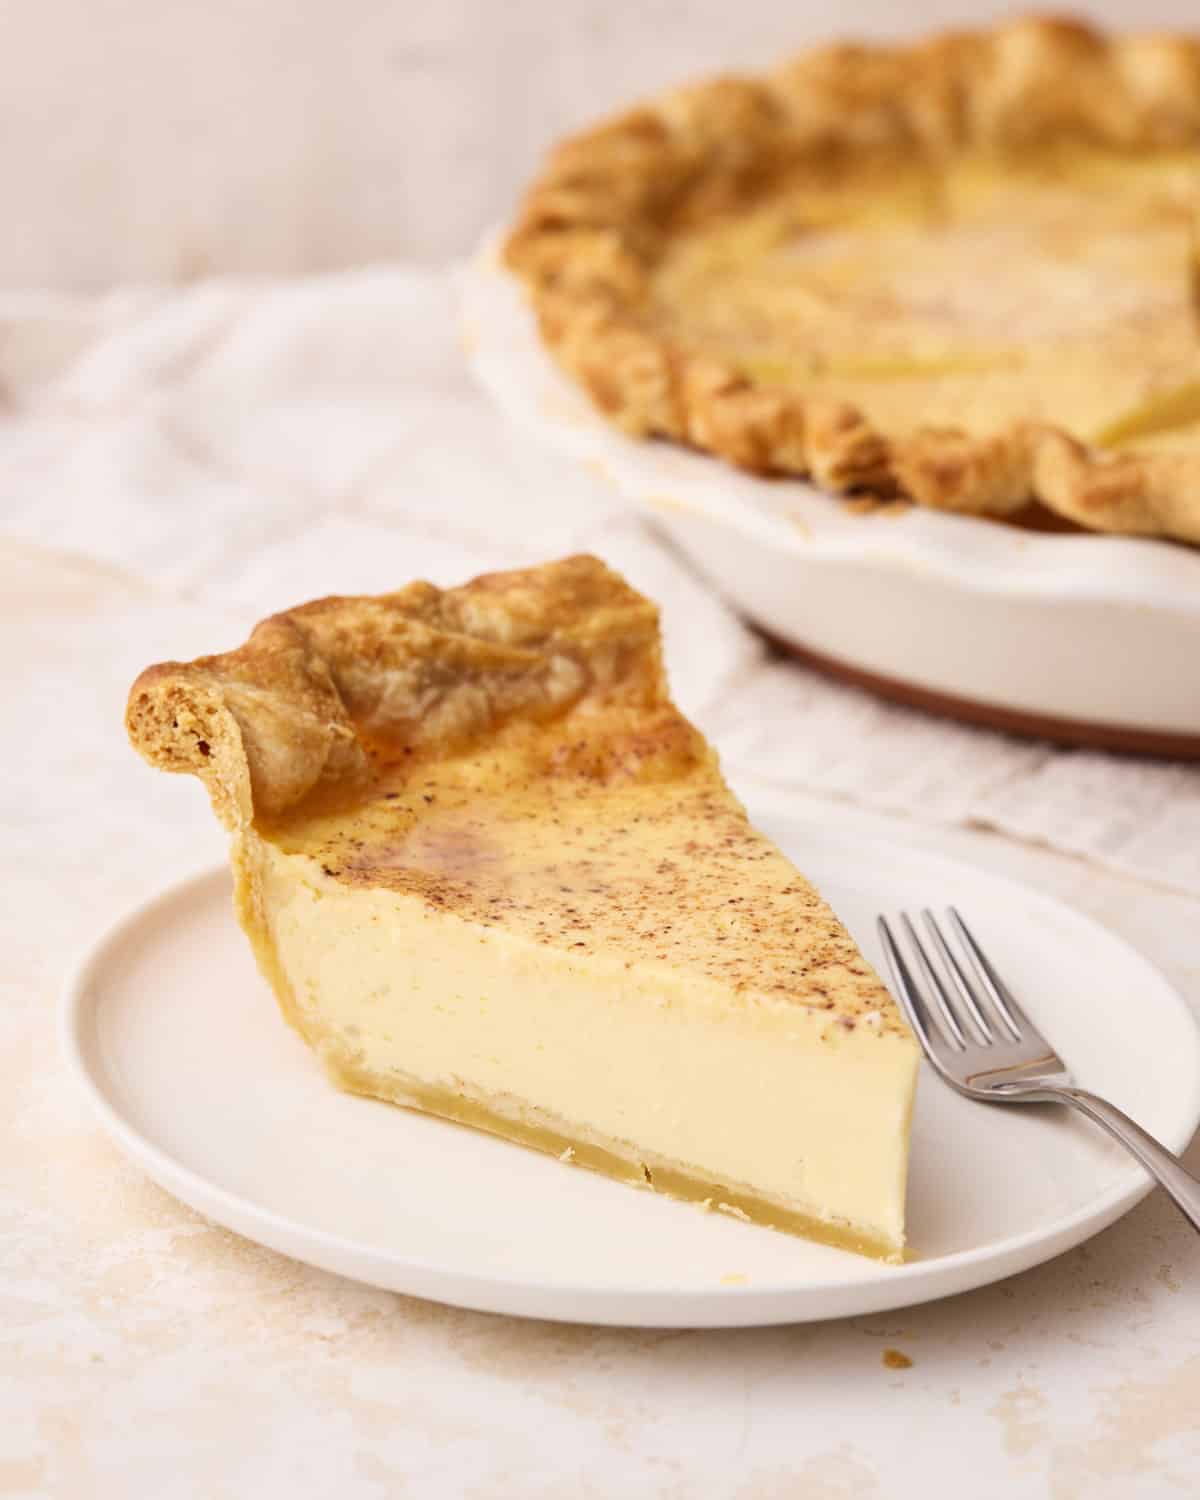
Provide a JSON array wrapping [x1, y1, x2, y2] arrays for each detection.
[[3, 264, 1200, 1497]]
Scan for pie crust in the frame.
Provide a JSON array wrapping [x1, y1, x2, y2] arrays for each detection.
[[125, 554, 666, 829], [503, 16, 1200, 542]]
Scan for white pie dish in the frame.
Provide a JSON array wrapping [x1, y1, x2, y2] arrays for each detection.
[[460, 242, 1200, 754], [61, 801, 1200, 1328]]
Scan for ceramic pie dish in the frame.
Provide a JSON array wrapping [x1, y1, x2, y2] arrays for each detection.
[[466, 15, 1200, 752]]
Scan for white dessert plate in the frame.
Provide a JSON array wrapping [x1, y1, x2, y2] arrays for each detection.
[[460, 244, 1200, 754], [62, 804, 1200, 1328]]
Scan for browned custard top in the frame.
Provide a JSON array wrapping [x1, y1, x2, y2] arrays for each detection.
[[259, 715, 898, 1028]]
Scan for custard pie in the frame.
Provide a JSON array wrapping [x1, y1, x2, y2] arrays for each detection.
[[504, 17, 1200, 542], [126, 556, 919, 1260]]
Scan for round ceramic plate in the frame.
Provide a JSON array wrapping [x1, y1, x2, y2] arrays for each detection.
[[62, 805, 1200, 1328], [460, 245, 1200, 753]]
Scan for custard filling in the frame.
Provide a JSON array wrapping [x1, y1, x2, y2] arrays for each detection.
[[329, 1056, 904, 1262], [231, 718, 917, 1262], [651, 148, 1200, 449]]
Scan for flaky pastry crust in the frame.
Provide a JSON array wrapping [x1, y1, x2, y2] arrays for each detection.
[[125, 555, 665, 828], [503, 16, 1200, 542]]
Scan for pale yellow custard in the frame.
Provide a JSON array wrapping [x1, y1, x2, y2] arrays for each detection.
[[652, 149, 1200, 452]]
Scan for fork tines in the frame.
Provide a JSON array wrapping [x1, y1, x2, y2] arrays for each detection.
[[878, 907, 1033, 1055]]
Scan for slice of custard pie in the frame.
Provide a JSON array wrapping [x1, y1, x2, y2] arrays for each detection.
[[504, 17, 1200, 543], [126, 556, 918, 1260]]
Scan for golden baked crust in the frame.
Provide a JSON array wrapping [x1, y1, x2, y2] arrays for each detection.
[[503, 16, 1200, 543], [125, 555, 665, 828]]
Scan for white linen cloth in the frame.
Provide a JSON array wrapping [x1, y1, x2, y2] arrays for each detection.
[[4, 264, 1198, 896]]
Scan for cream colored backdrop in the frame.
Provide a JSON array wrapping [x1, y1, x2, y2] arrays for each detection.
[[1, 0, 1194, 286]]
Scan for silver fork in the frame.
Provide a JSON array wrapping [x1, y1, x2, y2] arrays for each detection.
[[878, 907, 1200, 1235]]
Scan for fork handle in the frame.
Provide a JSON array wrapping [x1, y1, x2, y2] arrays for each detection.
[[1029, 1086, 1200, 1235]]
